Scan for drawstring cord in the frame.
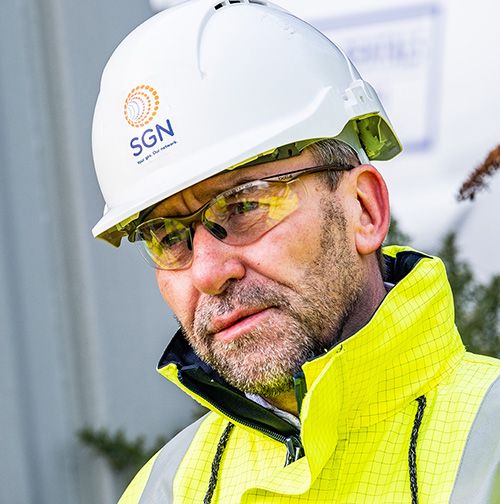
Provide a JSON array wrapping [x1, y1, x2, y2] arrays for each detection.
[[204, 396, 427, 504], [409, 395, 427, 504], [204, 422, 234, 504]]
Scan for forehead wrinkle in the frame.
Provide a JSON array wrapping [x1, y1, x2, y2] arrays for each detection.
[[150, 151, 314, 218], [148, 170, 254, 219]]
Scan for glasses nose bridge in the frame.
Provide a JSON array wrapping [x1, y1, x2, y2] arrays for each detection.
[[177, 200, 229, 248], [174, 203, 206, 251], [177, 200, 208, 226]]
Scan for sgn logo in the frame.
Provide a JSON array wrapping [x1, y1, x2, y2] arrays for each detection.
[[124, 85, 159, 127], [124, 85, 176, 159]]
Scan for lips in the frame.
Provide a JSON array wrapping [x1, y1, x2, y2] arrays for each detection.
[[210, 306, 268, 333], [209, 306, 273, 342]]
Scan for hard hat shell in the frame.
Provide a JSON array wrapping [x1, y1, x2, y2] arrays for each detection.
[[92, 0, 402, 246]]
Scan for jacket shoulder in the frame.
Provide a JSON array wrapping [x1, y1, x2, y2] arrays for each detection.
[[449, 373, 500, 503], [118, 413, 210, 504]]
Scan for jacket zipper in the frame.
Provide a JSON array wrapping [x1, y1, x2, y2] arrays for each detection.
[[178, 373, 305, 466]]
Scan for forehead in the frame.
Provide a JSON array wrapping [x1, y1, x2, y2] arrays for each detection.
[[198, 148, 316, 196], [150, 149, 316, 217]]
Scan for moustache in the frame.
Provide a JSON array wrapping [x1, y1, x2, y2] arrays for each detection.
[[193, 282, 292, 334]]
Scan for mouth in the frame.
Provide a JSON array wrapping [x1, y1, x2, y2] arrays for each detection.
[[210, 307, 274, 343]]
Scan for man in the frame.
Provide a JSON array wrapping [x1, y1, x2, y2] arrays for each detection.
[[91, 1, 500, 502]]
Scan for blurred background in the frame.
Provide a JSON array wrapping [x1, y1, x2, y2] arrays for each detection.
[[1, 0, 499, 502]]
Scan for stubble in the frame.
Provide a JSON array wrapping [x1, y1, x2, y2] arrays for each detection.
[[180, 198, 363, 397]]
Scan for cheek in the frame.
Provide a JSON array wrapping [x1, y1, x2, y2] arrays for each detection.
[[247, 214, 323, 280], [156, 270, 196, 324]]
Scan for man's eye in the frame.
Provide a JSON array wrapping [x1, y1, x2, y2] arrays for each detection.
[[234, 201, 259, 214], [162, 233, 182, 246], [148, 225, 189, 248]]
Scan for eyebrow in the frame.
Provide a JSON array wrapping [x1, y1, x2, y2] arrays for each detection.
[[191, 171, 264, 205]]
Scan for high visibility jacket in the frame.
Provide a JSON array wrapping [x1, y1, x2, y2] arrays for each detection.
[[118, 247, 500, 503]]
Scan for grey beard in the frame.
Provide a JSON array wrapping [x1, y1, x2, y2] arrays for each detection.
[[178, 197, 363, 397]]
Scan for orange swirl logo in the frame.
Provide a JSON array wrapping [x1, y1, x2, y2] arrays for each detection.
[[124, 85, 160, 128]]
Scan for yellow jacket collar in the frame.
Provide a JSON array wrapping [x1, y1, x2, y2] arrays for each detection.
[[299, 246, 465, 480]]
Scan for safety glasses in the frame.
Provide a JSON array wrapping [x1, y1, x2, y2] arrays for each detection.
[[129, 163, 354, 270]]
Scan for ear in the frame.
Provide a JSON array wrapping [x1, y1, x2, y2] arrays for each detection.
[[352, 165, 390, 256]]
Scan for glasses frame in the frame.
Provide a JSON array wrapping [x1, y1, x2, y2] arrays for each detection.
[[129, 162, 355, 243], [128, 162, 355, 269]]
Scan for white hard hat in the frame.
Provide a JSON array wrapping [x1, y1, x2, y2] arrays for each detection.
[[92, 0, 402, 246]]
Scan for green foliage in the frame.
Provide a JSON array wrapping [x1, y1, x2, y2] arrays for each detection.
[[78, 405, 208, 475], [384, 216, 412, 246], [77, 426, 168, 476], [436, 232, 500, 358]]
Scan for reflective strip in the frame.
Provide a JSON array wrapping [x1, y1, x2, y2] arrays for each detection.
[[449, 375, 500, 503], [137, 414, 208, 504]]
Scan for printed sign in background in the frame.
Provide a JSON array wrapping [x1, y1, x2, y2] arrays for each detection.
[[314, 5, 443, 154]]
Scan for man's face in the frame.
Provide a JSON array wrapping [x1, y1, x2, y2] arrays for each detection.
[[154, 150, 365, 398]]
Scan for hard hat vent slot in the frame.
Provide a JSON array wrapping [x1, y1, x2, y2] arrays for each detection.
[[214, 0, 267, 10]]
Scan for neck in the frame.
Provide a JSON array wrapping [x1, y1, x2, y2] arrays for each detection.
[[263, 389, 300, 417], [338, 269, 388, 343]]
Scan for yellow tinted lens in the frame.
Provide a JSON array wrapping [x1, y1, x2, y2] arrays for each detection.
[[134, 219, 192, 269], [261, 185, 299, 223], [204, 181, 301, 244]]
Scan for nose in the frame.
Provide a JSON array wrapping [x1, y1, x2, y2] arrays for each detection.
[[189, 224, 246, 295]]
